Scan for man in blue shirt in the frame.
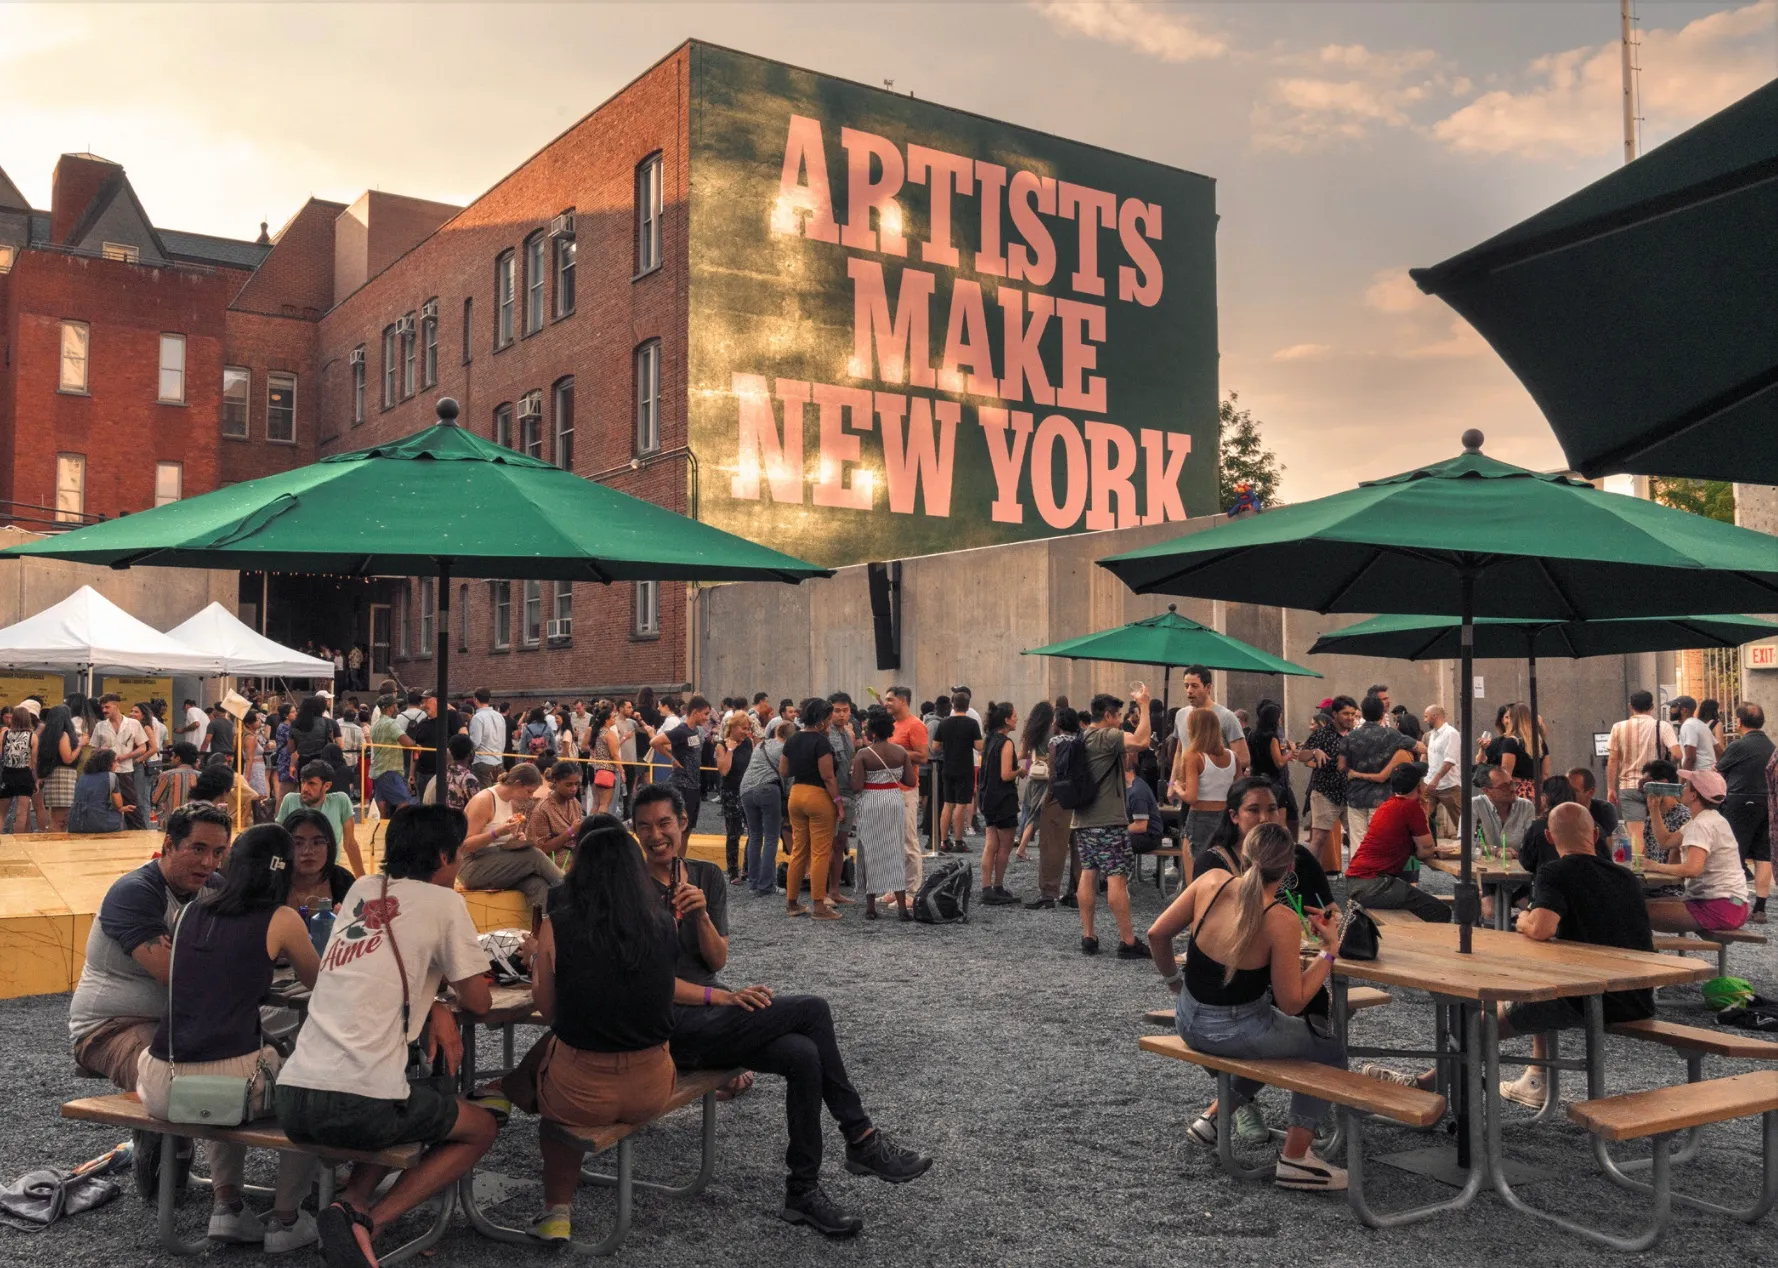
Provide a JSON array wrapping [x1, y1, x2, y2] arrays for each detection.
[[1125, 751, 1164, 856]]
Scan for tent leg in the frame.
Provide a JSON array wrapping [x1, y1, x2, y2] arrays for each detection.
[[435, 560, 452, 790]]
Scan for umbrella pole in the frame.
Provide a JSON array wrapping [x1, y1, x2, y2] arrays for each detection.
[[435, 559, 452, 802], [1456, 570, 1478, 954], [1527, 654, 1541, 806], [1160, 667, 1169, 739]]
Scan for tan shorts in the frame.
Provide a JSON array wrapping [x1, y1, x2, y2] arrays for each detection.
[[72, 1016, 158, 1092], [1308, 790, 1343, 832]]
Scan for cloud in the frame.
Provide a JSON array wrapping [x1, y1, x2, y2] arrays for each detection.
[[1271, 343, 1332, 362], [1362, 267, 1428, 315], [1401, 317, 1487, 359], [1251, 43, 1458, 152], [1432, 0, 1777, 159], [1030, 1, 1228, 62]]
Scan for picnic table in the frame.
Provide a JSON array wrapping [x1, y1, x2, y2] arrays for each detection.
[[1427, 849, 1531, 930], [1328, 920, 1712, 1220]]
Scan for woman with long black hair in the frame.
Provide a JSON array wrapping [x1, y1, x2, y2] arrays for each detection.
[[137, 823, 322, 1249], [512, 814, 680, 1243], [1246, 701, 1299, 842]]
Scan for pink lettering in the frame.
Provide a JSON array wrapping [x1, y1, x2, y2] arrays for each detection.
[[907, 145, 975, 269], [974, 161, 1008, 278], [877, 393, 958, 517], [770, 115, 839, 244], [996, 286, 1055, 406], [811, 384, 873, 510], [937, 278, 998, 397], [1031, 413, 1088, 530], [978, 407, 1034, 525], [1005, 172, 1057, 287], [847, 258, 935, 388], [839, 127, 906, 257], [1056, 300, 1107, 413], [1057, 182, 1117, 298], [1117, 199, 1163, 306], [1140, 429, 1192, 524], [1085, 420, 1140, 530], [730, 374, 806, 503]]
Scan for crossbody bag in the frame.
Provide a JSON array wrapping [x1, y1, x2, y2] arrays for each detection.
[[163, 904, 270, 1127], [382, 874, 454, 1088]]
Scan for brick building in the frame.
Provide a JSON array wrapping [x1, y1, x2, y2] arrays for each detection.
[[2, 39, 1217, 709]]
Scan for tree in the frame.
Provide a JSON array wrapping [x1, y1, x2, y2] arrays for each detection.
[[1650, 477, 1736, 524], [1218, 391, 1284, 511]]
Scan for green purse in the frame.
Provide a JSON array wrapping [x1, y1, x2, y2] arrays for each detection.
[[162, 905, 267, 1128]]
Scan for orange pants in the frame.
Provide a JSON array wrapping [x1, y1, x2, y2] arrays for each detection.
[[787, 784, 836, 905]]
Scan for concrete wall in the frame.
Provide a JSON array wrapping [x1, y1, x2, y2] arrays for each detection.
[[698, 515, 1654, 795], [0, 527, 235, 628]]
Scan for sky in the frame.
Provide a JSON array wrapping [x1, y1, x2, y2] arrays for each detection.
[[2, 0, 1772, 502]]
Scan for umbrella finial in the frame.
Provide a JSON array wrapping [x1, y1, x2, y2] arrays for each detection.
[[1168, 604, 1177, 613], [435, 397, 460, 425], [1461, 428, 1484, 453]]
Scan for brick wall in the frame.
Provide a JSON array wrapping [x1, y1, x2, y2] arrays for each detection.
[[232, 198, 345, 319], [323, 45, 695, 699], [2, 249, 249, 513], [219, 310, 320, 484]]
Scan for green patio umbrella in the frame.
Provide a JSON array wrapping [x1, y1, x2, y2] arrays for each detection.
[[1099, 432, 1778, 954], [1411, 79, 1778, 484], [1024, 604, 1320, 724], [1, 399, 832, 783], [1309, 612, 1778, 789]]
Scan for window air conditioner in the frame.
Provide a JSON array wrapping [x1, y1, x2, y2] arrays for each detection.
[[395, 315, 416, 336], [517, 398, 542, 421], [420, 299, 438, 321], [347, 347, 365, 366], [547, 618, 572, 639], [550, 213, 575, 239]]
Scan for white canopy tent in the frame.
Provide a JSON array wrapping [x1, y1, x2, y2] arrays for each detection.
[[166, 603, 334, 678], [0, 586, 229, 679]]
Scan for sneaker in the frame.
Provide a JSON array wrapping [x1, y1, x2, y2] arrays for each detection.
[[844, 1128, 932, 1183], [1117, 937, 1152, 960], [1499, 1070, 1549, 1110], [1081, 935, 1100, 956], [467, 1088, 512, 1127], [262, 1210, 319, 1254], [208, 1203, 265, 1245], [1234, 1102, 1270, 1146], [1059, 894, 1080, 909], [780, 1185, 863, 1237], [528, 1204, 572, 1243], [1023, 896, 1056, 910], [1754, 908, 1768, 925], [1360, 1063, 1420, 1088], [1275, 1148, 1347, 1192], [1186, 1114, 1217, 1149]]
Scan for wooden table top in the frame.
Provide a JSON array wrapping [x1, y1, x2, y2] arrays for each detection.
[[1334, 922, 1711, 1003], [1426, 854, 1531, 883], [458, 982, 542, 1027]]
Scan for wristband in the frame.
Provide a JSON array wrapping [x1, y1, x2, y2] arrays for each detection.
[[1160, 969, 1184, 988], [1319, 950, 1337, 965], [704, 986, 713, 1005]]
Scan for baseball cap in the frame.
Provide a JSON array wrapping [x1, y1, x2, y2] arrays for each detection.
[[315, 689, 333, 699], [15, 698, 39, 719], [1677, 768, 1727, 802]]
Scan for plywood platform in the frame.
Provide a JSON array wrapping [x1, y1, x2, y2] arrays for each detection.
[[0, 826, 740, 1001]]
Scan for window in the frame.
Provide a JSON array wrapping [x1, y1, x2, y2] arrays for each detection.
[[457, 584, 469, 652], [635, 154, 663, 274], [461, 298, 473, 363], [55, 454, 85, 523], [552, 583, 572, 639], [400, 314, 416, 398], [266, 372, 296, 443], [417, 577, 434, 657], [157, 333, 186, 403], [351, 348, 365, 425], [552, 377, 574, 470], [634, 339, 661, 454], [420, 302, 438, 387], [519, 390, 543, 458], [495, 251, 515, 348], [0, 244, 13, 273], [395, 586, 408, 658], [222, 366, 250, 437], [493, 402, 513, 449], [490, 581, 511, 649], [101, 242, 140, 263], [523, 233, 545, 335], [633, 580, 659, 637], [554, 232, 575, 317], [522, 580, 542, 645], [154, 461, 182, 507], [382, 325, 397, 407], [59, 321, 89, 392]]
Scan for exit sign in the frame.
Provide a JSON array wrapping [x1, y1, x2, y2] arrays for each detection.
[[1751, 643, 1778, 670]]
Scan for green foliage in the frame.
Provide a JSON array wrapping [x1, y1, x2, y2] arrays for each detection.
[[1650, 477, 1736, 524], [1217, 391, 1284, 511]]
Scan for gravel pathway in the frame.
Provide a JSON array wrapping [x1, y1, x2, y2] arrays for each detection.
[[2, 845, 1773, 1266]]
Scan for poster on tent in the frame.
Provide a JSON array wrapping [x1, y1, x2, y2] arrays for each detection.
[[0, 674, 65, 709], [100, 676, 172, 723]]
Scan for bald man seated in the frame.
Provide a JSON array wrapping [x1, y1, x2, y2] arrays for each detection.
[[1364, 802, 1657, 1110], [1496, 801, 1658, 1109]]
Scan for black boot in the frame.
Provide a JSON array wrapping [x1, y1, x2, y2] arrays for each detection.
[[780, 1185, 863, 1237]]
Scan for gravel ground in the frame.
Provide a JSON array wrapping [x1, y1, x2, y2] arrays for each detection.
[[3, 843, 1774, 1267]]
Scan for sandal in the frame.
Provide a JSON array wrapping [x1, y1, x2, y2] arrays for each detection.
[[810, 904, 843, 921], [830, 893, 857, 906], [317, 1200, 377, 1268], [715, 1071, 755, 1102], [864, 907, 879, 921], [786, 904, 810, 918]]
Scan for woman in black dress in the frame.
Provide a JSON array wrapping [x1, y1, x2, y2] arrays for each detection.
[[977, 702, 1021, 905], [1246, 701, 1299, 842]]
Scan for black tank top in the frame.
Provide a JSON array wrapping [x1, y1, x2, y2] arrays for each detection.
[[150, 903, 276, 1064], [1184, 880, 1278, 1007], [1248, 730, 1282, 780]]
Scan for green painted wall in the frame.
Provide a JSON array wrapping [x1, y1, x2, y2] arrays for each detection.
[[687, 42, 1217, 567]]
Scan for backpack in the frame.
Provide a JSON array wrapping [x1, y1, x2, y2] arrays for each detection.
[[2, 729, 31, 770], [524, 724, 552, 759], [1050, 732, 1115, 811], [913, 858, 972, 924]]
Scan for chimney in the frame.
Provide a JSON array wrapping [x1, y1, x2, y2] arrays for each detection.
[[257, 220, 270, 245], [50, 153, 121, 246]]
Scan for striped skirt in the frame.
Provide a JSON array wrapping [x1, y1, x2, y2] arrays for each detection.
[[855, 786, 908, 897]]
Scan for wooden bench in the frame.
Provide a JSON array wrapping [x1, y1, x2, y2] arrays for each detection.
[[1140, 846, 1186, 891], [1143, 988, 1393, 1030], [1367, 908, 1427, 927], [1140, 1034, 1458, 1227], [1525, 1071, 1778, 1249], [457, 1067, 742, 1257], [1651, 928, 1768, 975], [62, 1093, 436, 1260], [1609, 1018, 1778, 1062]]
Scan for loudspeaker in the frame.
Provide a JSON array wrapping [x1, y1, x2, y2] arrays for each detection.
[[867, 560, 901, 671]]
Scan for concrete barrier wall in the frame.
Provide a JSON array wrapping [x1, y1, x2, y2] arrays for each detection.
[[0, 528, 236, 630], [698, 516, 1652, 789]]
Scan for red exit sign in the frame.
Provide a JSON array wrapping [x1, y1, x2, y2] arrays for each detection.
[[1751, 643, 1778, 670]]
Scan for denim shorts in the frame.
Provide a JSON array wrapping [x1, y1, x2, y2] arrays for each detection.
[[276, 1080, 458, 1153]]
